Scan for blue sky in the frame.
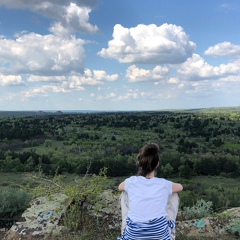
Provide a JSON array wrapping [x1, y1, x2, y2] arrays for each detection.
[[0, 0, 240, 111]]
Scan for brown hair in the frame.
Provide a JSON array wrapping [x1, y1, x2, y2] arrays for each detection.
[[137, 143, 160, 177]]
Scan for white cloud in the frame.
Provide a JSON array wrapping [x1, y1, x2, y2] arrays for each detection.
[[6, 67, 119, 102], [98, 23, 195, 64], [126, 65, 169, 82], [23, 84, 71, 98], [0, 0, 97, 10], [205, 42, 240, 58], [93, 70, 119, 81], [28, 75, 66, 82], [178, 54, 214, 80], [0, 0, 98, 34], [47, 85, 71, 93], [69, 69, 119, 88], [23, 87, 49, 98], [61, 3, 99, 34], [185, 81, 211, 95], [168, 77, 180, 84], [49, 22, 70, 38], [0, 32, 85, 75], [178, 54, 240, 80], [95, 88, 140, 101], [0, 74, 25, 86], [220, 75, 240, 82], [139, 90, 174, 100], [118, 91, 139, 100]]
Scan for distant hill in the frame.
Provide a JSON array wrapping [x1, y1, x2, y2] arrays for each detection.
[[187, 106, 240, 113], [37, 111, 47, 116], [54, 110, 63, 115], [0, 106, 239, 118], [0, 111, 38, 118]]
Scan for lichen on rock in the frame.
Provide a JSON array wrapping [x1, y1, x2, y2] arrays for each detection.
[[5, 193, 70, 240], [4, 190, 240, 240]]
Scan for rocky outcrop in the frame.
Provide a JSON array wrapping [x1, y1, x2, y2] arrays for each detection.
[[87, 190, 121, 230], [176, 207, 240, 238], [4, 193, 71, 240], [4, 191, 240, 239], [85, 191, 240, 239], [4, 190, 121, 239]]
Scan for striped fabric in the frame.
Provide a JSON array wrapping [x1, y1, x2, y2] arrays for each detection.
[[118, 216, 175, 240]]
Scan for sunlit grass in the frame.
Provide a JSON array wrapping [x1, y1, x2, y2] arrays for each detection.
[[192, 175, 240, 188], [223, 143, 240, 149]]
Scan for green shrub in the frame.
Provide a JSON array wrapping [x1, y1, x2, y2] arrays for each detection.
[[31, 167, 119, 238], [225, 219, 240, 236], [0, 187, 32, 217], [183, 199, 213, 220], [179, 190, 198, 209]]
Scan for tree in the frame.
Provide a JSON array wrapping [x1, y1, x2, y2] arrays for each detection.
[[44, 139, 53, 147], [161, 163, 173, 178], [178, 164, 193, 179]]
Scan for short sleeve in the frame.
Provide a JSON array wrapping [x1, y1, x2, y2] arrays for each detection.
[[124, 177, 131, 192], [165, 179, 173, 195], [124, 176, 136, 193]]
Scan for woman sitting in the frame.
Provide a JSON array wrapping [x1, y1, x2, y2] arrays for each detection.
[[118, 143, 183, 240]]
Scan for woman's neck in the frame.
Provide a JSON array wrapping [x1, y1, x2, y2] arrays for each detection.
[[145, 171, 155, 179]]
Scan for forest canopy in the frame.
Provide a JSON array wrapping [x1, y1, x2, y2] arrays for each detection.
[[0, 109, 240, 179]]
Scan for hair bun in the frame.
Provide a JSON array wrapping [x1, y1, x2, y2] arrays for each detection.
[[142, 144, 159, 156]]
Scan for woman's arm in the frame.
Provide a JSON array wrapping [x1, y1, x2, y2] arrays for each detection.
[[118, 181, 126, 191], [172, 182, 183, 193]]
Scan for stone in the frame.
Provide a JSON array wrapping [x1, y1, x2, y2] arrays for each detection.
[[205, 224, 213, 232], [4, 190, 240, 239], [5, 193, 70, 240]]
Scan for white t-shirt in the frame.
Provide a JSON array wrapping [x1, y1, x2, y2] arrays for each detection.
[[125, 176, 172, 222]]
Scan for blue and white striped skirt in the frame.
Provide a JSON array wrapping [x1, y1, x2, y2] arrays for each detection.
[[118, 216, 175, 240]]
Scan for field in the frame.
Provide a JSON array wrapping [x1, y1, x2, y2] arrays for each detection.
[[1, 171, 240, 189]]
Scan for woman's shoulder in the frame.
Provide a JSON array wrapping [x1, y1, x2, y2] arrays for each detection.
[[125, 175, 142, 183], [154, 177, 172, 184], [126, 175, 139, 180]]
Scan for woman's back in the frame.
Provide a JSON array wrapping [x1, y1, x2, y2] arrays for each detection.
[[125, 176, 172, 222]]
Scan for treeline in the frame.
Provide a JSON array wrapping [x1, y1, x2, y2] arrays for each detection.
[[0, 111, 240, 178], [0, 149, 137, 176], [160, 151, 240, 179]]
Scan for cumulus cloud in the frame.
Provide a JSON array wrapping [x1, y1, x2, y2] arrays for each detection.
[[48, 3, 98, 34], [93, 70, 119, 82], [178, 54, 240, 80], [28, 75, 67, 82], [140, 91, 174, 100], [205, 42, 240, 58], [69, 68, 119, 88], [95, 88, 176, 102], [126, 65, 169, 82], [49, 22, 70, 38], [0, 0, 98, 34], [26, 68, 118, 94], [10, 67, 119, 101], [23, 84, 72, 98], [23, 87, 49, 98], [0, 32, 85, 75], [90, 88, 139, 102], [117, 89, 139, 100], [0, 74, 25, 86], [168, 77, 180, 84], [220, 75, 240, 83], [98, 23, 195, 64]]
